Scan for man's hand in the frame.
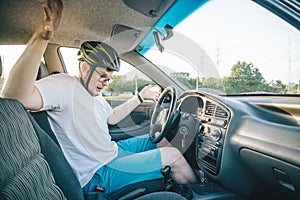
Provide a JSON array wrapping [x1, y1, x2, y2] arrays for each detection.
[[38, 0, 63, 40], [140, 85, 161, 102]]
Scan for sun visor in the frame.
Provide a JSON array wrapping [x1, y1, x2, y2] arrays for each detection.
[[109, 24, 150, 55]]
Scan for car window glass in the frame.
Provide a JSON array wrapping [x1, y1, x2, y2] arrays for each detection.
[[140, 0, 300, 95], [0, 45, 46, 93]]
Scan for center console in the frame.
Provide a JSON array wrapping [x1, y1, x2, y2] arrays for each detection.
[[196, 101, 230, 175]]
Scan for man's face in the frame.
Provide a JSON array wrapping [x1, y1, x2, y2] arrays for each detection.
[[81, 62, 113, 96], [91, 67, 113, 96]]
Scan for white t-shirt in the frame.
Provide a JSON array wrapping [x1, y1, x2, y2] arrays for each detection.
[[35, 74, 118, 186]]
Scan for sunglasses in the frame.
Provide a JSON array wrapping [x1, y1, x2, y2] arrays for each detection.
[[94, 69, 113, 83]]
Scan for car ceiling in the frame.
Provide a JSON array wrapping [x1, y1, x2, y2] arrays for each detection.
[[0, 0, 176, 51], [1, 0, 298, 53]]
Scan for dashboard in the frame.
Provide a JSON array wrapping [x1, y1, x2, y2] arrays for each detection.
[[171, 92, 230, 175], [168, 91, 300, 199]]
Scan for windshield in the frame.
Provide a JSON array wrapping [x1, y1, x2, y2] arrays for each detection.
[[138, 0, 300, 95]]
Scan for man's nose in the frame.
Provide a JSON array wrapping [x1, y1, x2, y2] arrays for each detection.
[[102, 81, 109, 86]]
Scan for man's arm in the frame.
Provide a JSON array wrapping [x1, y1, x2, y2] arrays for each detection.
[[1, 0, 63, 110], [107, 85, 160, 125]]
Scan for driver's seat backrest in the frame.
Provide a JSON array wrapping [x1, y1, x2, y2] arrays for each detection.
[[0, 98, 84, 200], [31, 110, 60, 147]]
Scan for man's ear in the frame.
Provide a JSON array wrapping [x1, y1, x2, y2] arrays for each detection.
[[80, 62, 91, 74]]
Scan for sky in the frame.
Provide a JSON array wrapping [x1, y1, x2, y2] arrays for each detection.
[[1, 0, 300, 84]]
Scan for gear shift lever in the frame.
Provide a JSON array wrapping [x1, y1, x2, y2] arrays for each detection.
[[161, 166, 176, 190], [161, 166, 193, 200]]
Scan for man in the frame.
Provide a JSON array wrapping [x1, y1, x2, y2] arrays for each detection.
[[1, 0, 198, 194]]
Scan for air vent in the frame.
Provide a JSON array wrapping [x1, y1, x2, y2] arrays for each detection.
[[205, 101, 215, 116], [215, 106, 228, 118]]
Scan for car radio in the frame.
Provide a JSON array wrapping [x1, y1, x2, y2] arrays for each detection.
[[196, 116, 227, 175]]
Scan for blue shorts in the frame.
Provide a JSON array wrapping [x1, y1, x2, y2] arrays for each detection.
[[82, 135, 163, 194]]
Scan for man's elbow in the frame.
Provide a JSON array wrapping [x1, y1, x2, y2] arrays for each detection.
[[1, 91, 29, 106], [107, 116, 118, 125], [1, 89, 41, 110], [1, 87, 21, 100]]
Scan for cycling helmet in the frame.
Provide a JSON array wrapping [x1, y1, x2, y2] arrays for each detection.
[[78, 41, 120, 94], [78, 41, 120, 72]]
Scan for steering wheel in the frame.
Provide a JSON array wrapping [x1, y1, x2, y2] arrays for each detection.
[[150, 85, 178, 143]]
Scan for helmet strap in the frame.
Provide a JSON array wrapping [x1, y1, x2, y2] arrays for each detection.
[[79, 63, 96, 94]]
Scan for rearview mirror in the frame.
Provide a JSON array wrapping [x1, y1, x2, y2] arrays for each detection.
[[153, 31, 164, 52], [153, 24, 173, 52]]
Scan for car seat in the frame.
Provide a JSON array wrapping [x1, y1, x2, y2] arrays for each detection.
[[0, 98, 84, 200], [0, 98, 186, 200]]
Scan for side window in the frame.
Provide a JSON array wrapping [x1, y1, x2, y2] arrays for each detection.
[[0, 45, 26, 93], [59, 47, 155, 101], [0, 45, 48, 93]]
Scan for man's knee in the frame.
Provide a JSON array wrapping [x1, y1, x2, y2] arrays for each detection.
[[159, 147, 198, 184], [159, 147, 184, 167], [160, 146, 180, 155]]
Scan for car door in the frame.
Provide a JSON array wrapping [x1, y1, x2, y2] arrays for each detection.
[[107, 99, 155, 141], [104, 62, 158, 141]]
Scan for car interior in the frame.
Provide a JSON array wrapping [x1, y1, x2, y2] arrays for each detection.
[[0, 0, 300, 200]]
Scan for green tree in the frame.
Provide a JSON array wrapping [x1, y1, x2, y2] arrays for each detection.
[[173, 76, 197, 90], [266, 80, 287, 94], [224, 61, 267, 94], [106, 75, 124, 95], [106, 75, 154, 94], [297, 82, 300, 94], [202, 77, 224, 92], [288, 80, 300, 94]]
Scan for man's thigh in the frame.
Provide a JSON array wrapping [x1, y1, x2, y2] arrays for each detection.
[[97, 148, 163, 193], [117, 134, 157, 154]]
